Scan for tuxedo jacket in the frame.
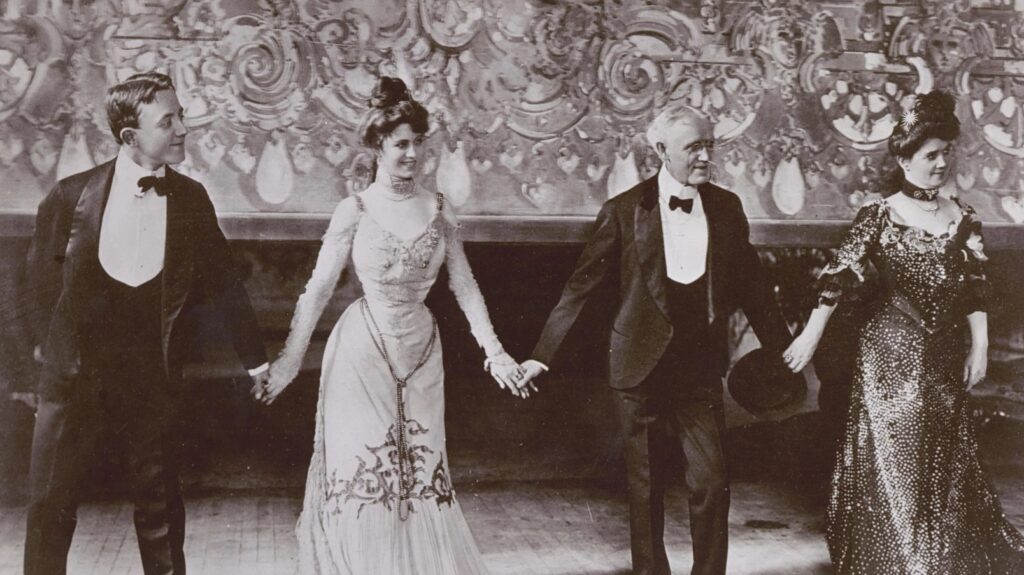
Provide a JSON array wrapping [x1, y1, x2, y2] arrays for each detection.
[[532, 176, 793, 389], [29, 159, 267, 399]]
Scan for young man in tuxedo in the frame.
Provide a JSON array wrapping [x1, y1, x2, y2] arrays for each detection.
[[23, 72, 270, 575], [518, 107, 798, 575]]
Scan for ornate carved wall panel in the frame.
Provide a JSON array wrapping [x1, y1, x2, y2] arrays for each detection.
[[1, 0, 1023, 224]]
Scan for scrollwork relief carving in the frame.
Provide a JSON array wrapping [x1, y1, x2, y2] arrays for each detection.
[[0, 0, 1019, 221]]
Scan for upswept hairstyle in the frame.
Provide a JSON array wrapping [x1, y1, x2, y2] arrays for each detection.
[[359, 76, 429, 150], [106, 72, 176, 145], [888, 90, 960, 160], [881, 90, 961, 196]]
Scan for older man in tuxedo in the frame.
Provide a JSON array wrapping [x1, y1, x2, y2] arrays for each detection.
[[23, 72, 269, 575], [518, 106, 798, 575]]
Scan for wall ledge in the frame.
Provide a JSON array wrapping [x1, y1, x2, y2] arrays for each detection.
[[3, 210, 1024, 249]]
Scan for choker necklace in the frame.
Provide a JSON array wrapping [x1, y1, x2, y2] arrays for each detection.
[[902, 182, 939, 202], [377, 174, 417, 201]]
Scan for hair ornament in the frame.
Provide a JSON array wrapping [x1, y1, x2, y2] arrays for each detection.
[[901, 108, 918, 128]]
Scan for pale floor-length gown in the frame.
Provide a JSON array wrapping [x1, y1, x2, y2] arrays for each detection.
[[277, 191, 506, 574]]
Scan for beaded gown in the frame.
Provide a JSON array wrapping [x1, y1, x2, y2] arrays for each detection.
[[818, 198, 1024, 574], [278, 192, 501, 574]]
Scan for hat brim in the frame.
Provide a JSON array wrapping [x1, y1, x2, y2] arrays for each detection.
[[728, 348, 807, 416]]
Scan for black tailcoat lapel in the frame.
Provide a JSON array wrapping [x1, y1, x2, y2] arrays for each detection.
[[634, 181, 671, 322]]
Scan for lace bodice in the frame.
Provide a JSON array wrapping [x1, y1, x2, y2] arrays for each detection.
[[352, 203, 445, 308], [817, 198, 990, 333], [272, 191, 505, 384]]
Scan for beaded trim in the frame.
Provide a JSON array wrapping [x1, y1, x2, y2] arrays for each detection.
[[360, 298, 438, 521]]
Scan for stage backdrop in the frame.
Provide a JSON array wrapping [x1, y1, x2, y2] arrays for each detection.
[[1, 0, 1024, 224]]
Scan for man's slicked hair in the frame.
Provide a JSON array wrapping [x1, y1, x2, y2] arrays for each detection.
[[105, 72, 176, 145]]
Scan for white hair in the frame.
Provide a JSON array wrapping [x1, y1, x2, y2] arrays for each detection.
[[645, 105, 710, 151]]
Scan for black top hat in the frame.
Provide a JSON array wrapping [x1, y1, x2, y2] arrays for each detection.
[[727, 348, 806, 416]]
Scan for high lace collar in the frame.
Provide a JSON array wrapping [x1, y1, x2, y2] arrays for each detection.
[[374, 169, 417, 201]]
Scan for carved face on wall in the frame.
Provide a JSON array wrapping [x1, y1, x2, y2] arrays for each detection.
[[858, 1, 882, 42], [52, 0, 104, 37], [769, 19, 804, 69], [927, 36, 967, 74], [1010, 14, 1024, 59]]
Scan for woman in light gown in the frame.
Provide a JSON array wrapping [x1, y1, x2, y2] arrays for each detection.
[[784, 90, 1024, 574], [259, 77, 525, 575]]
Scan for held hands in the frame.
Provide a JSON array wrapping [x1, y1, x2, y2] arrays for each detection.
[[963, 342, 987, 391], [250, 370, 271, 402], [782, 328, 822, 373], [255, 360, 298, 405], [485, 352, 529, 398], [517, 360, 546, 395]]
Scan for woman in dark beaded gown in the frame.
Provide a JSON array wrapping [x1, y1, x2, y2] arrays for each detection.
[[784, 90, 1024, 574]]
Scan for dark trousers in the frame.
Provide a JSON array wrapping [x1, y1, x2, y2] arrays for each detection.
[[25, 270, 184, 575], [613, 365, 730, 575], [23, 365, 186, 575], [24, 376, 186, 575]]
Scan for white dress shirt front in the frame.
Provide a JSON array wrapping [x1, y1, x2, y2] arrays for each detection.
[[98, 151, 167, 287], [658, 167, 708, 285], [532, 170, 710, 375], [96, 151, 269, 377]]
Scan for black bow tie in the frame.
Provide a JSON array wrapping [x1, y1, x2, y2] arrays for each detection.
[[668, 196, 694, 213], [136, 175, 168, 197]]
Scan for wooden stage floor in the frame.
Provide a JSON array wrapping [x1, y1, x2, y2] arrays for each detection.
[[3, 468, 1023, 575], [2, 405, 1023, 575]]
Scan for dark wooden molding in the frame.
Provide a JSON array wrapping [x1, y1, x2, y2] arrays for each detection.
[[3, 209, 1023, 249]]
